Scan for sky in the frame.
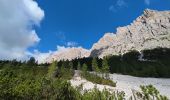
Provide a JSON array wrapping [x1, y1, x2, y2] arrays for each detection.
[[0, 0, 170, 63]]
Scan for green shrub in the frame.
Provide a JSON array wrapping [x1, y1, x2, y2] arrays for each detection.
[[82, 86, 125, 100], [133, 85, 169, 100], [81, 72, 116, 87]]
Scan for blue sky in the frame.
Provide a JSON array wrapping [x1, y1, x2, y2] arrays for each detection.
[[0, 0, 170, 61], [34, 0, 170, 52]]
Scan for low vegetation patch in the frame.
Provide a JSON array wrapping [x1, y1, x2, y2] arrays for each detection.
[[80, 86, 125, 100], [81, 72, 116, 87]]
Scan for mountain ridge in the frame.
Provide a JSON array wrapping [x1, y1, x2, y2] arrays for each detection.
[[90, 9, 170, 58], [47, 9, 170, 62]]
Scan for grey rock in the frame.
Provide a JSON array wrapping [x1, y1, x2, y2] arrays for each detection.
[[47, 47, 90, 62], [90, 9, 170, 58]]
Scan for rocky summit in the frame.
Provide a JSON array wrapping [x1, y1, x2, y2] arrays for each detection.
[[47, 47, 90, 62], [90, 9, 170, 58], [48, 9, 170, 61]]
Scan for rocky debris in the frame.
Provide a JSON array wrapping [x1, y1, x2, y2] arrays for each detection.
[[70, 71, 170, 99], [90, 9, 170, 58]]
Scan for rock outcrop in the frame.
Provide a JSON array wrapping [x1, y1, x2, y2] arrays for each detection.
[[90, 9, 170, 58], [47, 9, 170, 62], [47, 47, 90, 62]]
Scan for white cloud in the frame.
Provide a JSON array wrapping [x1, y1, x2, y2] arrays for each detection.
[[56, 45, 76, 53], [116, 0, 127, 7], [57, 45, 69, 52], [109, 0, 127, 12], [0, 0, 44, 60], [32, 45, 71, 63], [109, 5, 117, 12], [66, 41, 78, 47], [30, 45, 83, 63], [29, 50, 53, 64], [144, 0, 150, 5]]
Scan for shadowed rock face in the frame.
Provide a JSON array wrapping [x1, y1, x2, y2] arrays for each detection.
[[90, 9, 170, 58]]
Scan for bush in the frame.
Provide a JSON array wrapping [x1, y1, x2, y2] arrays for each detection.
[[82, 86, 125, 100], [133, 85, 169, 100], [81, 72, 116, 87]]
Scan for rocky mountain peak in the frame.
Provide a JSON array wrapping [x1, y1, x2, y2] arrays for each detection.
[[47, 9, 170, 61], [90, 9, 170, 58], [47, 47, 90, 62]]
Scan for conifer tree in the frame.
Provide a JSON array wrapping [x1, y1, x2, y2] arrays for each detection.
[[92, 57, 99, 72], [102, 57, 109, 73], [77, 62, 81, 70], [82, 63, 88, 73], [47, 61, 58, 78], [102, 57, 110, 79], [69, 61, 73, 69]]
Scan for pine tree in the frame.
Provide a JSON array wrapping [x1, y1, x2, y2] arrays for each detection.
[[92, 57, 99, 72], [27, 57, 36, 67], [47, 61, 58, 78], [82, 63, 88, 72], [61, 61, 68, 68], [77, 62, 81, 70], [102, 57, 110, 79], [102, 57, 109, 73], [69, 61, 73, 69]]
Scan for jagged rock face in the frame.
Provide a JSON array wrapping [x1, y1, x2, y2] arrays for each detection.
[[47, 47, 90, 62], [91, 9, 170, 58]]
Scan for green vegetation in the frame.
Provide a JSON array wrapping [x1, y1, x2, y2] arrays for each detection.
[[0, 59, 75, 99], [92, 57, 100, 72], [80, 58, 116, 87], [133, 85, 168, 100], [81, 86, 125, 100], [81, 71, 116, 87], [0, 58, 169, 100], [102, 57, 110, 79], [77, 61, 81, 70], [68, 48, 170, 78], [47, 61, 58, 78]]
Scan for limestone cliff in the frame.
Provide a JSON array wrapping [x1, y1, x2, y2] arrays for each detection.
[[90, 9, 170, 58], [47, 47, 90, 62]]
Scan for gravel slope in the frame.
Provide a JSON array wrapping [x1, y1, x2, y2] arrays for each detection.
[[109, 74, 170, 98], [70, 70, 170, 99]]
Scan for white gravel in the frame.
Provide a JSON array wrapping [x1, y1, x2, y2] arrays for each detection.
[[70, 70, 170, 99], [109, 73, 170, 98]]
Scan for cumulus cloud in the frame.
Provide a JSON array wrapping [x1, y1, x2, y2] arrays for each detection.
[[0, 0, 44, 60], [28, 50, 53, 64], [56, 45, 80, 53], [56, 45, 69, 53]]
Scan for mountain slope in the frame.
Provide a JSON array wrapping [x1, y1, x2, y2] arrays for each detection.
[[90, 9, 170, 58], [47, 47, 90, 62], [47, 9, 170, 61]]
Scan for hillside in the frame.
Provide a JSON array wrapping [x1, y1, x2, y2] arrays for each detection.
[[91, 9, 170, 57], [47, 9, 170, 61]]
